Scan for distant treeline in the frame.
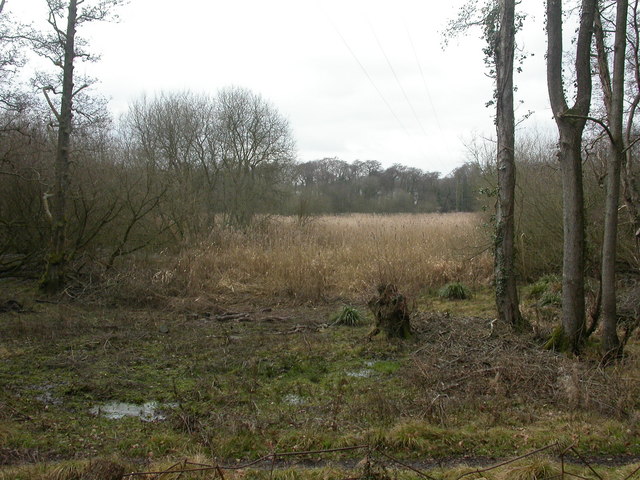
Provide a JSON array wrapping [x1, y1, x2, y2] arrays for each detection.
[[285, 158, 481, 215]]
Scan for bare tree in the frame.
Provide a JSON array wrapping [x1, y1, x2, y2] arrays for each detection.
[[593, 0, 628, 358], [445, 0, 525, 329], [0, 0, 30, 115], [623, 1, 640, 235], [121, 88, 294, 233], [494, 0, 526, 329], [215, 86, 295, 227], [25, 0, 123, 292], [124, 92, 220, 240], [546, 0, 597, 353]]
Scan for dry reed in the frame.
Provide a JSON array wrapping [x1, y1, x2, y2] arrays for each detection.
[[130, 213, 492, 304]]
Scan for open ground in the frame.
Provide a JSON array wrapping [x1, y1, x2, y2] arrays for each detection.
[[1, 213, 639, 479]]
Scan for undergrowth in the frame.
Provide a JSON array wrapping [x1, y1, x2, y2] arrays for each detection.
[[1, 214, 639, 478], [79, 213, 492, 306]]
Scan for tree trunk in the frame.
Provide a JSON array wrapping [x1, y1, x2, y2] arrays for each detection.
[[559, 129, 587, 352], [623, 1, 640, 245], [598, 0, 628, 358], [494, 0, 525, 330], [41, 0, 77, 293], [546, 0, 596, 354]]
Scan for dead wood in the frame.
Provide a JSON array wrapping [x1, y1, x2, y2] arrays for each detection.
[[367, 284, 412, 339]]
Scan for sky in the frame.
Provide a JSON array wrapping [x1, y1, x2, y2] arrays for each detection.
[[9, 0, 554, 176]]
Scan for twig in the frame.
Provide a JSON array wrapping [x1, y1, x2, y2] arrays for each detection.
[[175, 458, 187, 480], [569, 446, 603, 480], [269, 445, 370, 457], [375, 449, 440, 480], [441, 367, 501, 391], [217, 455, 273, 470], [123, 445, 371, 477], [215, 465, 225, 479], [149, 460, 183, 480], [623, 463, 640, 480], [455, 443, 559, 480], [215, 312, 252, 322], [124, 466, 219, 477], [270, 452, 277, 479]]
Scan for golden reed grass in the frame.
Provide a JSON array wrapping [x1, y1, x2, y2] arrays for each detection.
[[148, 213, 493, 303]]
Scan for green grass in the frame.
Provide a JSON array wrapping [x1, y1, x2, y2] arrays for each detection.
[[331, 305, 365, 326], [438, 282, 471, 300], [422, 286, 495, 317], [1, 280, 639, 478]]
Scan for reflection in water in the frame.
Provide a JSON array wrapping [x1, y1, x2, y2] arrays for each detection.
[[90, 401, 172, 421]]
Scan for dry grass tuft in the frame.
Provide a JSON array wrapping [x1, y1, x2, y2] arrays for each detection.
[[98, 213, 491, 305], [495, 456, 559, 479], [44, 464, 82, 480], [81, 459, 125, 480], [0, 459, 127, 480]]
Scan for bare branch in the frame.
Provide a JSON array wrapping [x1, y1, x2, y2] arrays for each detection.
[[560, 113, 615, 145], [42, 86, 61, 121]]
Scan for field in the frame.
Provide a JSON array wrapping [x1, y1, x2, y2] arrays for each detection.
[[95, 213, 494, 306], [1, 214, 639, 479]]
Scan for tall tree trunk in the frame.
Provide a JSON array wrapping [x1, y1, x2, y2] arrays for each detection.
[[623, 1, 640, 241], [494, 0, 525, 329], [559, 129, 587, 351], [546, 0, 596, 354], [41, 0, 77, 293], [597, 0, 628, 357]]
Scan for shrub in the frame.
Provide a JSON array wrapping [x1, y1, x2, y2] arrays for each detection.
[[528, 275, 561, 306], [438, 282, 471, 300], [331, 306, 363, 326]]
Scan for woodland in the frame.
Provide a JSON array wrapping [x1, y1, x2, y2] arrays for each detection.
[[1, 0, 640, 479]]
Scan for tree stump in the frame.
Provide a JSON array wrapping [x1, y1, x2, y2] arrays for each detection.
[[367, 284, 412, 339]]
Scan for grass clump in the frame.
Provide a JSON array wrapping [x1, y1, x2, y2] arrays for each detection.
[[438, 282, 471, 300], [527, 275, 561, 306], [331, 306, 363, 326], [496, 457, 559, 480], [539, 291, 561, 307]]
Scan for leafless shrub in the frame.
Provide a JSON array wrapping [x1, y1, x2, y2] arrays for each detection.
[[407, 314, 640, 418]]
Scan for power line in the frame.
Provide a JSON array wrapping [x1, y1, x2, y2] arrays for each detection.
[[313, 1, 429, 162], [369, 20, 431, 140], [405, 22, 444, 133], [330, 21, 415, 142]]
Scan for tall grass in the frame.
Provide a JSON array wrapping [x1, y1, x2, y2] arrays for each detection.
[[108, 213, 492, 304]]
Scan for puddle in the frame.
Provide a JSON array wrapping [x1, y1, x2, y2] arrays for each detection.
[[346, 369, 374, 378], [90, 401, 173, 422], [346, 360, 380, 378], [36, 390, 63, 405], [34, 384, 63, 406], [283, 394, 305, 406]]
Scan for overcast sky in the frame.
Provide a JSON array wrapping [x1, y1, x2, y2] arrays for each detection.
[[10, 0, 553, 175]]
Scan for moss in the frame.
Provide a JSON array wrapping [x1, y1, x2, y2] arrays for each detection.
[[544, 324, 573, 353], [371, 360, 401, 374]]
